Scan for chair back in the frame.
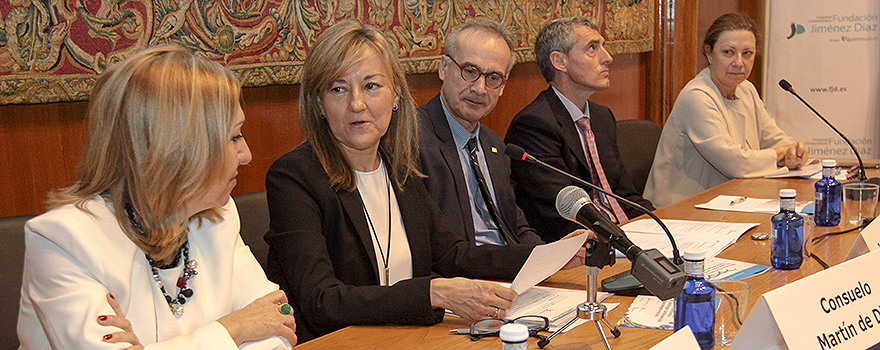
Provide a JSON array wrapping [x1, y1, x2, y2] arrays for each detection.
[[0, 215, 33, 348], [232, 191, 270, 269], [615, 119, 662, 195]]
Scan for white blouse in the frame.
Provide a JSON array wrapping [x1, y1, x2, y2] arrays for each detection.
[[355, 159, 413, 286]]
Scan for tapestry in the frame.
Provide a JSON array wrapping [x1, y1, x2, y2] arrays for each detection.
[[0, 0, 653, 105]]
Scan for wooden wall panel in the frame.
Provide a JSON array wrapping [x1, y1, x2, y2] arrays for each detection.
[[0, 55, 648, 217], [0, 102, 87, 216]]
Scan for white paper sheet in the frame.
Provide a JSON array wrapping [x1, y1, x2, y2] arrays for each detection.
[[616, 294, 675, 330], [509, 233, 588, 294], [620, 219, 759, 258], [617, 258, 769, 331], [446, 282, 616, 333], [695, 195, 813, 214], [505, 284, 615, 332], [649, 326, 702, 350], [763, 159, 822, 178]]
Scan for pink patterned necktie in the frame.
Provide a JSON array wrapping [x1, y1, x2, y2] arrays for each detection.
[[575, 116, 628, 223]]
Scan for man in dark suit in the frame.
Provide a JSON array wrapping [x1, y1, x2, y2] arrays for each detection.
[[505, 17, 655, 243], [417, 18, 544, 246]]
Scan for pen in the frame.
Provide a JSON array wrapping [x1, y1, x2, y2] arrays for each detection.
[[729, 197, 747, 206]]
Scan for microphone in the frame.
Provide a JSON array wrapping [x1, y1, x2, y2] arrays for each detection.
[[505, 144, 682, 265], [555, 186, 686, 300], [778, 79, 879, 185]]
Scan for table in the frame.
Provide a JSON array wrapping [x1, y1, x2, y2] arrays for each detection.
[[294, 176, 866, 349]]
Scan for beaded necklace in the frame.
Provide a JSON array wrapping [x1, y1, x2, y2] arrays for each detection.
[[125, 204, 198, 316]]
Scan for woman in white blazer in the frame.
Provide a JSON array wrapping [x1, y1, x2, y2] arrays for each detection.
[[644, 13, 809, 207], [18, 46, 297, 349]]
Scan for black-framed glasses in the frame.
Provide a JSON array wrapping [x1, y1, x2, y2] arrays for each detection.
[[467, 315, 549, 341], [445, 55, 507, 89]]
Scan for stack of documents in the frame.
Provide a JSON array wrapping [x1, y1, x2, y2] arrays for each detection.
[[616, 258, 770, 330], [448, 234, 614, 332], [764, 160, 848, 180], [615, 219, 772, 331], [620, 219, 759, 259], [506, 284, 615, 332]]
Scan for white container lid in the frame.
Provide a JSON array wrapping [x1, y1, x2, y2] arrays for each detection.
[[500, 323, 529, 342], [779, 189, 797, 198], [682, 250, 706, 261], [822, 159, 837, 167]]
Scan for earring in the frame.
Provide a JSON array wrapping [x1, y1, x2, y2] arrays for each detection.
[[320, 114, 326, 119], [392, 104, 399, 111]]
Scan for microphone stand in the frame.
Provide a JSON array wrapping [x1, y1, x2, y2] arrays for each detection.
[[538, 240, 620, 349], [506, 144, 685, 298], [506, 146, 683, 265], [779, 79, 874, 184]]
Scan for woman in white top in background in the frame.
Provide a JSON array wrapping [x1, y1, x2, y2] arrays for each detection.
[[644, 13, 809, 208]]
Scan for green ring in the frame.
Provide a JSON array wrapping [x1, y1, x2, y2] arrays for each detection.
[[280, 303, 292, 315]]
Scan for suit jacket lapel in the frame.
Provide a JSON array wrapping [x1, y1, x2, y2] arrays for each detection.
[[427, 96, 477, 240], [393, 179, 433, 276], [337, 188, 380, 279], [545, 89, 591, 174]]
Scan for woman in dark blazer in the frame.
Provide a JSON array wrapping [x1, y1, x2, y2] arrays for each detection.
[[264, 19, 539, 343]]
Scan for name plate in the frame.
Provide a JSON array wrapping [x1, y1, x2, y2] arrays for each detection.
[[845, 219, 880, 260], [649, 325, 701, 350], [731, 250, 880, 350]]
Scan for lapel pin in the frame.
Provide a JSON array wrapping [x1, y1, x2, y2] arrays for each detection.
[[491, 147, 498, 153]]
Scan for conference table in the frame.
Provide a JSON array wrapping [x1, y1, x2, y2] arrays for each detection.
[[294, 172, 871, 349]]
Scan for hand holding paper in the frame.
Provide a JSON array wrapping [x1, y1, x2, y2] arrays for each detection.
[[509, 233, 589, 294]]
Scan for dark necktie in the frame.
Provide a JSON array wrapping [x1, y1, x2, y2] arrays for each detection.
[[466, 137, 520, 244]]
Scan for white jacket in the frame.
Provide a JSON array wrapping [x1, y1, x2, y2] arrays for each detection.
[[18, 196, 289, 349], [645, 68, 795, 208]]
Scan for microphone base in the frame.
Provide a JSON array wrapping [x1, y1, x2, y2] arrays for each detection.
[[600, 269, 651, 296]]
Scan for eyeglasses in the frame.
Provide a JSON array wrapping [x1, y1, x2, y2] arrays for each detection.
[[445, 55, 507, 89], [466, 315, 549, 341]]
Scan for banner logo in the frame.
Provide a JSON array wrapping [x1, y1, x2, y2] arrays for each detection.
[[787, 22, 806, 39]]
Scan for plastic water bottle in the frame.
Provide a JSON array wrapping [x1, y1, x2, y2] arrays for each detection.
[[771, 189, 804, 269], [814, 159, 842, 226], [674, 250, 715, 350]]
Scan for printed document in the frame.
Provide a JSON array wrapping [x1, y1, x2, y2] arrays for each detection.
[[620, 219, 759, 258]]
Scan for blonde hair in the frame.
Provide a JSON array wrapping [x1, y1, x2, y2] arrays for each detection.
[[300, 19, 422, 191], [49, 45, 242, 262]]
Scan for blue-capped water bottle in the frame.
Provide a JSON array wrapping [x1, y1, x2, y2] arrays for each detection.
[[814, 159, 842, 226], [771, 189, 803, 269], [674, 250, 715, 350]]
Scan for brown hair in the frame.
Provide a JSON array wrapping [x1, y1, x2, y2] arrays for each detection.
[[299, 19, 422, 191], [49, 45, 242, 262], [703, 13, 759, 54]]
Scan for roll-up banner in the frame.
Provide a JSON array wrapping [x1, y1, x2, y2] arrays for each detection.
[[764, 0, 880, 159]]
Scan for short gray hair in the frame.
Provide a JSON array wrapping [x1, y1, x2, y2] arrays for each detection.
[[445, 18, 516, 73], [535, 17, 599, 82]]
